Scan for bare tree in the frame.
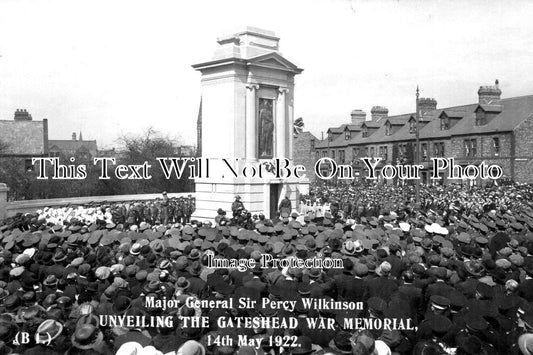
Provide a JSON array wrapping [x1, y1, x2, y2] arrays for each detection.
[[116, 127, 192, 193]]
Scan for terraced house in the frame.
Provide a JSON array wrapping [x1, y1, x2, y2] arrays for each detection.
[[313, 81, 533, 184]]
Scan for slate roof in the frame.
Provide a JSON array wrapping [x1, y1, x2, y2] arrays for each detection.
[[315, 95, 533, 148], [49, 140, 98, 153]]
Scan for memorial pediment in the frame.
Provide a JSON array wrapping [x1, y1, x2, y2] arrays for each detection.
[[247, 53, 303, 74]]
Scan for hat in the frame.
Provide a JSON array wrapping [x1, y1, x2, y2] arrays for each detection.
[[113, 297, 132, 315], [130, 243, 142, 255], [43, 275, 58, 287], [354, 263, 369, 277], [177, 340, 206, 355], [188, 261, 202, 276], [35, 319, 63, 343], [71, 324, 104, 350], [518, 334, 533, 355], [9, 266, 24, 278], [399, 222, 410, 232], [176, 277, 191, 290], [430, 295, 450, 310], [95, 266, 111, 280], [376, 261, 391, 276], [116, 342, 144, 355]]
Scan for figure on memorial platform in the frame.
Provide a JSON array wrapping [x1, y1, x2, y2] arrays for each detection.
[[279, 195, 292, 216], [231, 195, 244, 218], [258, 98, 274, 158]]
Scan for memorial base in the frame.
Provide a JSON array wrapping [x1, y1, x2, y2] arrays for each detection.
[[192, 177, 309, 222]]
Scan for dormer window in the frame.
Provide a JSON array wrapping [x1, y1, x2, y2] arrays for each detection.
[[345, 130, 351, 140], [475, 108, 486, 126], [385, 122, 391, 136], [409, 119, 417, 134], [362, 126, 369, 138], [310, 139, 315, 150], [440, 114, 450, 130], [328, 132, 333, 142]]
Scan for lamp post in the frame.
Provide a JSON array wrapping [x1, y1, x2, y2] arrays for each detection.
[[415, 86, 420, 208]]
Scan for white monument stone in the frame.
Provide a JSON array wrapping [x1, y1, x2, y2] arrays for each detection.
[[192, 27, 309, 220]]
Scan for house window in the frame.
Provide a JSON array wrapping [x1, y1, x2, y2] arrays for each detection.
[[352, 147, 360, 157], [328, 133, 333, 142], [25, 159, 34, 172], [322, 150, 327, 158], [475, 109, 486, 126], [399, 144, 407, 160], [364, 147, 369, 157], [464, 139, 477, 157], [345, 131, 351, 140], [409, 119, 417, 134], [370, 147, 375, 157], [380, 146, 388, 160], [362, 127, 369, 138], [331, 150, 336, 160], [385, 122, 391, 136], [440, 116, 450, 130], [339, 150, 345, 163], [434, 142, 445, 157], [493, 137, 500, 156], [421, 143, 428, 160]]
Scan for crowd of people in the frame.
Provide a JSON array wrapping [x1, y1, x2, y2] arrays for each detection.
[[0, 183, 533, 354]]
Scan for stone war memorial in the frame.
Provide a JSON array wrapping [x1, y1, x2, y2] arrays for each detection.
[[192, 27, 309, 220]]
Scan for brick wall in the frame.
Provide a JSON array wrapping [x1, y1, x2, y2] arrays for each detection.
[[0, 120, 46, 155], [293, 132, 318, 183], [449, 133, 513, 179], [513, 115, 533, 183]]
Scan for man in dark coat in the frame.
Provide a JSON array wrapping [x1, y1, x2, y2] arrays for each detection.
[[231, 195, 244, 218]]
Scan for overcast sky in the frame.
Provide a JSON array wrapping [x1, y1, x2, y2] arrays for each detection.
[[0, 0, 532, 148]]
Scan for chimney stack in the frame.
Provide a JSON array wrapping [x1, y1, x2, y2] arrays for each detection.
[[478, 79, 501, 104], [419, 98, 437, 117], [14, 109, 32, 121], [72, 132, 77, 141], [350, 109, 366, 125], [370, 106, 388, 121]]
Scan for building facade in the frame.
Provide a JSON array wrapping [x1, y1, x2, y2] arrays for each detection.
[[49, 132, 98, 159], [313, 81, 533, 184], [0, 109, 49, 169], [293, 131, 319, 183]]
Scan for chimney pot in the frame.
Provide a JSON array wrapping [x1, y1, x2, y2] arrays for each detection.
[[370, 106, 388, 121], [419, 97, 438, 117], [350, 109, 367, 125], [478, 80, 502, 104]]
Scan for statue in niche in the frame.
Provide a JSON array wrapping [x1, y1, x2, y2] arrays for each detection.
[[258, 98, 274, 158]]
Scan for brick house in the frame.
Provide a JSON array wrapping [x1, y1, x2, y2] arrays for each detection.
[[0, 109, 49, 170], [293, 131, 319, 183], [313, 81, 533, 184]]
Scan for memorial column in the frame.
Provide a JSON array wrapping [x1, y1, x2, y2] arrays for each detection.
[[246, 84, 259, 160], [276, 88, 288, 158]]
